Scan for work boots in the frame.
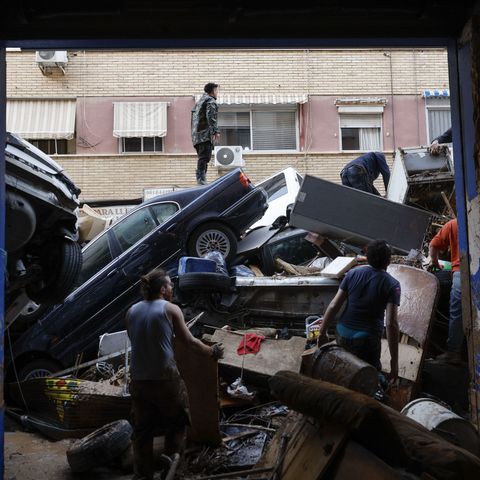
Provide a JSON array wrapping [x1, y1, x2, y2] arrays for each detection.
[[196, 169, 208, 185]]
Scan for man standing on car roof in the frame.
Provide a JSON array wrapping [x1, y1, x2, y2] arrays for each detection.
[[126, 268, 223, 480], [192, 82, 220, 186], [317, 240, 400, 379], [340, 151, 390, 196]]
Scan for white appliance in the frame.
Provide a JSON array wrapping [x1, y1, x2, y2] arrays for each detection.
[[214, 146, 244, 168], [35, 50, 68, 67]]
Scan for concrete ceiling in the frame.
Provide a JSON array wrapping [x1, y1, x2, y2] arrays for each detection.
[[2, 1, 478, 42]]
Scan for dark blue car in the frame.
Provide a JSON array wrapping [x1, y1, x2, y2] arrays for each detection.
[[10, 168, 267, 380]]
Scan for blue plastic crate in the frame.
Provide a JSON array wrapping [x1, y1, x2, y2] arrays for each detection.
[[178, 256, 217, 274]]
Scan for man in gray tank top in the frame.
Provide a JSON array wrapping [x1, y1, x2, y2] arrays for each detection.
[[127, 268, 223, 480]]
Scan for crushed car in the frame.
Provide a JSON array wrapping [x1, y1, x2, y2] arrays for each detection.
[[5, 133, 82, 323], [8, 168, 268, 380]]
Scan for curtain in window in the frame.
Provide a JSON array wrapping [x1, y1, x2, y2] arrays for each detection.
[[252, 111, 296, 150], [428, 109, 451, 143], [359, 128, 381, 150]]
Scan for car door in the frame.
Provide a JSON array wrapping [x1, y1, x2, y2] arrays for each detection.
[[54, 202, 182, 364]]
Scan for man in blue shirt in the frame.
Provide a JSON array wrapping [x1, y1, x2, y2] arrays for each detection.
[[340, 152, 391, 196], [317, 240, 400, 378]]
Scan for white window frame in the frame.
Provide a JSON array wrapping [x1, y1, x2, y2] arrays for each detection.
[[425, 97, 451, 144], [118, 136, 164, 154], [338, 122, 383, 152], [218, 105, 299, 153]]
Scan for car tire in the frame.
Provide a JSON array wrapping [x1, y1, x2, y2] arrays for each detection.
[[67, 420, 133, 473], [178, 272, 232, 293], [187, 222, 237, 263], [27, 239, 82, 305], [18, 358, 61, 381]]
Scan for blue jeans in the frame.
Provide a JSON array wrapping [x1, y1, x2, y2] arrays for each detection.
[[340, 165, 380, 195], [447, 271, 464, 352]]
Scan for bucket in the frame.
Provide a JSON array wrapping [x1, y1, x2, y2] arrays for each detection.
[[310, 344, 378, 397], [401, 398, 480, 456]]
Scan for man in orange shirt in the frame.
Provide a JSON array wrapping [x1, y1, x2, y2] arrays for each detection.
[[429, 219, 463, 364]]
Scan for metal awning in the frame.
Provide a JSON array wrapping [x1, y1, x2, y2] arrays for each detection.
[[113, 102, 168, 138], [423, 89, 450, 98], [194, 93, 308, 105], [6, 99, 76, 140]]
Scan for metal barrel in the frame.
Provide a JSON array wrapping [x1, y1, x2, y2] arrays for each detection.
[[401, 398, 480, 456], [310, 344, 378, 397]]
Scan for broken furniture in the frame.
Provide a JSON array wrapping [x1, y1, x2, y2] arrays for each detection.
[[290, 174, 432, 253], [259, 371, 480, 480], [210, 329, 306, 383]]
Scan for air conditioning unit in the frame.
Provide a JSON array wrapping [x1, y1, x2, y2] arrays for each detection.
[[35, 50, 68, 67], [214, 146, 244, 168]]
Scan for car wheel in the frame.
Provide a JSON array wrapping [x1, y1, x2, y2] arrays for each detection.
[[67, 420, 133, 473], [18, 359, 61, 381], [26, 239, 82, 305], [188, 222, 237, 263], [178, 272, 232, 293]]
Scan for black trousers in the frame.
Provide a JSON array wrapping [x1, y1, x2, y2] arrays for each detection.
[[130, 378, 190, 480], [195, 141, 213, 172]]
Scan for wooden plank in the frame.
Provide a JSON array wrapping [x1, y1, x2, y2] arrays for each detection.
[[320, 256, 357, 278], [211, 330, 306, 377], [174, 339, 221, 446], [254, 412, 349, 480], [380, 339, 423, 382]]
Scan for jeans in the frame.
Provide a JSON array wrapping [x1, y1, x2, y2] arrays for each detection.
[[340, 165, 380, 195], [447, 271, 464, 353], [336, 332, 382, 371], [195, 141, 213, 172]]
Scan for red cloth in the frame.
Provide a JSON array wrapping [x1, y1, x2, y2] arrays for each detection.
[[237, 333, 265, 355]]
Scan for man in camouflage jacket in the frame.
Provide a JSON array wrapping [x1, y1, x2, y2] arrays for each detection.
[[191, 82, 220, 185]]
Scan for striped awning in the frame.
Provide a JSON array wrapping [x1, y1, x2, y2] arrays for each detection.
[[423, 89, 450, 98], [7, 99, 76, 140], [194, 93, 308, 105], [113, 102, 168, 138]]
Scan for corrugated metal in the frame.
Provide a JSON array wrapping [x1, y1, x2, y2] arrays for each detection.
[[113, 102, 168, 138], [6, 100, 76, 140], [195, 93, 308, 104]]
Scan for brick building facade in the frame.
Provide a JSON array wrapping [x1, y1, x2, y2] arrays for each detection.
[[6, 48, 450, 202]]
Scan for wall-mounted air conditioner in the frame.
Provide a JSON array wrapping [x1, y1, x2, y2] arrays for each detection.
[[214, 146, 244, 168], [35, 50, 68, 67]]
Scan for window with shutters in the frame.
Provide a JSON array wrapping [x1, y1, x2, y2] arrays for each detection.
[[339, 114, 382, 151], [217, 107, 298, 151], [425, 97, 451, 143]]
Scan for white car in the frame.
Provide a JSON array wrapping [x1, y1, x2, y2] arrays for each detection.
[[249, 167, 303, 230]]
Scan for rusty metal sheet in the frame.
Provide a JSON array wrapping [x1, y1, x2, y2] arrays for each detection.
[[386, 264, 439, 347]]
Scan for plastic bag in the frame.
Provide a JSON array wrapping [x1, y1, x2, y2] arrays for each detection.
[[230, 265, 256, 277], [202, 250, 228, 276]]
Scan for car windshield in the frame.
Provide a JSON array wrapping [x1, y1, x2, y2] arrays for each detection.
[[259, 174, 288, 202]]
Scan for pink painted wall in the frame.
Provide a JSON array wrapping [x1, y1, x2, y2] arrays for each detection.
[[76, 96, 195, 154], [76, 95, 428, 155], [304, 95, 428, 152]]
